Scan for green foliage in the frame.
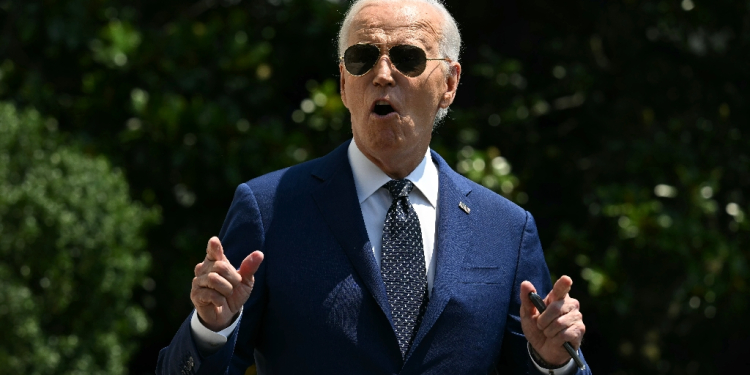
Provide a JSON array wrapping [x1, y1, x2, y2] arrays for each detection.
[[0, 102, 158, 374], [1, 0, 749, 373], [439, 1, 750, 373]]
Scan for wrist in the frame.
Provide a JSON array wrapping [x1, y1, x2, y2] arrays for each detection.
[[197, 311, 239, 332], [528, 343, 569, 369]]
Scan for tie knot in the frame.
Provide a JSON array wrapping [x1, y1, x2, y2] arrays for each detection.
[[384, 179, 414, 199]]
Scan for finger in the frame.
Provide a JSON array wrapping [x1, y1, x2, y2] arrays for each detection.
[[193, 273, 234, 298], [191, 287, 228, 308], [519, 280, 538, 318], [537, 297, 581, 329], [536, 299, 562, 329], [207, 260, 243, 287], [194, 259, 217, 276], [547, 321, 586, 349], [542, 309, 583, 339], [546, 275, 573, 304], [568, 322, 586, 348], [238, 251, 264, 287], [205, 236, 225, 262]]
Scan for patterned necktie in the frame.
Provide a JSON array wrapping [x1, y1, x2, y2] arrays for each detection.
[[381, 179, 429, 357]]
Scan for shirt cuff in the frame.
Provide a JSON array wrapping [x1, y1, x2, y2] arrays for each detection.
[[189, 308, 242, 355], [527, 342, 577, 375]]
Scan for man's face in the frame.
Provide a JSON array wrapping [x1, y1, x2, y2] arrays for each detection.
[[339, 1, 460, 174]]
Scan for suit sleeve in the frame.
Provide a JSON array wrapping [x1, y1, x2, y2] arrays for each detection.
[[494, 212, 593, 375], [156, 183, 268, 375]]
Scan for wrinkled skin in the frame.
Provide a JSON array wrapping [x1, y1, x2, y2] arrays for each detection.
[[339, 1, 461, 179]]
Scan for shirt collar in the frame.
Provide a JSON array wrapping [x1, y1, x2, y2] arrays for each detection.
[[348, 139, 439, 207]]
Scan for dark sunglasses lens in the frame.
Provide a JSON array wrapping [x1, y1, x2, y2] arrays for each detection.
[[344, 44, 380, 75], [390, 45, 427, 77]]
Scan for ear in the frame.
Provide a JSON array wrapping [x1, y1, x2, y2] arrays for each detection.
[[439, 62, 461, 109], [339, 63, 349, 109]]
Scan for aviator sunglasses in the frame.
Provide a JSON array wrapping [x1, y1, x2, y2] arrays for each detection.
[[340, 43, 451, 77]]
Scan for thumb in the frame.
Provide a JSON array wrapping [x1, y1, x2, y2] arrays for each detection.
[[206, 236, 226, 262], [546, 275, 573, 304], [520, 280, 538, 318], [238, 250, 264, 286]]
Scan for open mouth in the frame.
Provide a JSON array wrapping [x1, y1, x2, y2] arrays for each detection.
[[372, 101, 396, 116]]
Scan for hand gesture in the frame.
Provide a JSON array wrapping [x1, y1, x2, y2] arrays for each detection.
[[190, 236, 264, 331], [520, 276, 586, 367]]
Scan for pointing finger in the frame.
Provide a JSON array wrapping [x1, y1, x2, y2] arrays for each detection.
[[546, 275, 573, 304], [205, 236, 225, 262]]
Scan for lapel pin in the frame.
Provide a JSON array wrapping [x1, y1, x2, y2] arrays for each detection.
[[458, 201, 471, 214]]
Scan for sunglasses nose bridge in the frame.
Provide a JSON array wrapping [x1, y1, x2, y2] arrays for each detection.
[[372, 45, 398, 72], [370, 54, 397, 83]]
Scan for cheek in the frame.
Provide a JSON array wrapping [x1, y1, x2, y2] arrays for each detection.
[[407, 88, 441, 123], [417, 77, 445, 106], [351, 86, 371, 117]]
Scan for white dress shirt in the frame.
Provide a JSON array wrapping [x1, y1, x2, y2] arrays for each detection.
[[347, 139, 439, 295], [189, 140, 575, 374]]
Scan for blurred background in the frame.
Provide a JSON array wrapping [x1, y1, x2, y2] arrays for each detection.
[[0, 0, 748, 373]]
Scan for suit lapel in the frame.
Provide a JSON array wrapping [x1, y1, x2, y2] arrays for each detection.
[[310, 141, 394, 326], [309, 143, 475, 354], [408, 150, 474, 358]]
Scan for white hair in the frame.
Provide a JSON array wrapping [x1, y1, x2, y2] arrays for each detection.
[[337, 0, 462, 127]]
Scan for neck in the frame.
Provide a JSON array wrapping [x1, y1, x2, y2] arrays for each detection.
[[354, 141, 427, 180], [368, 154, 422, 180]]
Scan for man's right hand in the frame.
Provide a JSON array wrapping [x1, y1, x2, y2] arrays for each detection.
[[191, 236, 264, 332]]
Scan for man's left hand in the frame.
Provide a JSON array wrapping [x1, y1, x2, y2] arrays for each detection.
[[520, 276, 586, 367]]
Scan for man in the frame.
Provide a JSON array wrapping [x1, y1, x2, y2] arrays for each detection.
[[157, 0, 591, 374]]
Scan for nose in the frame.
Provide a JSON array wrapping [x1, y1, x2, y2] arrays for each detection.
[[371, 55, 396, 87]]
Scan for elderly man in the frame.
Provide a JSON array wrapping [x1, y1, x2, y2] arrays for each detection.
[[157, 0, 591, 374]]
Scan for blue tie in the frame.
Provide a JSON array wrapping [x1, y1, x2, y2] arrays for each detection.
[[381, 179, 428, 357]]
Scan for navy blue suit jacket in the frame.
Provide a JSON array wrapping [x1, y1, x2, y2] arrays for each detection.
[[157, 140, 592, 374]]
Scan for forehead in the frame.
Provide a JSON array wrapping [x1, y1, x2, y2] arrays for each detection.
[[347, 1, 443, 50]]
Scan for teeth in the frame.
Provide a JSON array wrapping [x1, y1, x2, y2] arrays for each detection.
[[375, 100, 389, 105]]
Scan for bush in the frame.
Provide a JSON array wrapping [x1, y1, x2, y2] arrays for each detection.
[[0, 102, 158, 374], [1, 0, 749, 373]]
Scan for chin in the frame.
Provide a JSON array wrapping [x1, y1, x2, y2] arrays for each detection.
[[357, 131, 407, 156], [355, 115, 417, 146]]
